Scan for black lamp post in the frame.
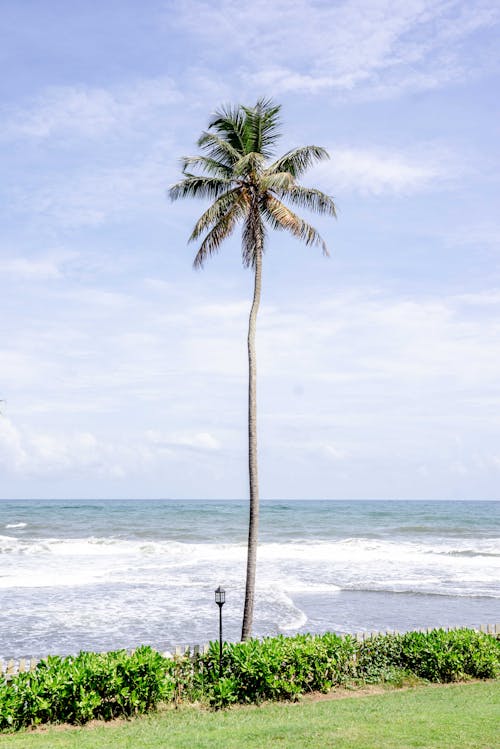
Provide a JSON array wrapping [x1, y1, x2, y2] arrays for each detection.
[[214, 586, 225, 677]]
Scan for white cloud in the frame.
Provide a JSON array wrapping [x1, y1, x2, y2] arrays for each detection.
[[455, 291, 500, 306], [9, 139, 455, 231], [64, 288, 132, 309], [0, 419, 114, 476], [2, 77, 181, 140], [443, 223, 500, 252], [10, 150, 173, 227], [252, 290, 500, 422], [322, 444, 349, 461], [0, 417, 221, 480], [1, 282, 499, 495], [0, 257, 61, 279], [244, 68, 349, 96], [0, 417, 28, 470], [312, 147, 452, 195], [178, 0, 500, 98], [143, 278, 176, 293], [450, 460, 469, 476], [146, 430, 220, 451], [0, 250, 78, 280], [0, 350, 57, 389]]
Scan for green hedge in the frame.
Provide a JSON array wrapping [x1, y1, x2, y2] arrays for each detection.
[[199, 629, 499, 706], [197, 633, 358, 704], [0, 647, 172, 731], [1, 629, 498, 729]]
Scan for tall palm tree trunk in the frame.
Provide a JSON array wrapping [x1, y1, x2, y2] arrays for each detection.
[[241, 228, 262, 641]]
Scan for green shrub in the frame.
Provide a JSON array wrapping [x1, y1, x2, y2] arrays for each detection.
[[354, 633, 405, 683], [399, 629, 500, 682], [1, 628, 498, 729], [196, 633, 358, 707], [0, 646, 170, 731]]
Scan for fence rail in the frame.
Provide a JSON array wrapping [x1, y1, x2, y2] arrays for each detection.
[[1, 623, 499, 680]]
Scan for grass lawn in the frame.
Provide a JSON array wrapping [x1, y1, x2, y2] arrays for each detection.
[[0, 681, 498, 749]]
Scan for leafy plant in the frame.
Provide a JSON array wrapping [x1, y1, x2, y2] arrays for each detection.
[[399, 629, 500, 682], [1, 629, 498, 730], [0, 646, 171, 731]]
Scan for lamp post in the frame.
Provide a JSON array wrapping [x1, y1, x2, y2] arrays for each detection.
[[214, 586, 225, 678]]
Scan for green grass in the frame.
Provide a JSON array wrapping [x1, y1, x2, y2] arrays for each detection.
[[1, 681, 498, 749]]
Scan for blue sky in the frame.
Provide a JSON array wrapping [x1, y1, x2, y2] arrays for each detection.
[[1, 0, 499, 499]]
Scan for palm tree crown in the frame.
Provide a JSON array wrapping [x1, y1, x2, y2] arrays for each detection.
[[170, 99, 336, 640], [170, 98, 336, 269]]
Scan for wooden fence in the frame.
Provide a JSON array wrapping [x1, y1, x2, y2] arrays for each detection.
[[1, 623, 499, 681]]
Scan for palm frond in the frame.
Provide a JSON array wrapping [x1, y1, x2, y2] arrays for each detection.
[[234, 151, 265, 177], [193, 202, 243, 268], [280, 186, 337, 217], [207, 104, 247, 154], [263, 195, 329, 255], [189, 189, 248, 241], [241, 98, 281, 158], [260, 170, 295, 192], [197, 132, 242, 166], [169, 174, 231, 202], [181, 155, 233, 178], [269, 146, 329, 178]]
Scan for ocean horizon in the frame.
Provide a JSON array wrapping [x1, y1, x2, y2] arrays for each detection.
[[1, 499, 498, 658]]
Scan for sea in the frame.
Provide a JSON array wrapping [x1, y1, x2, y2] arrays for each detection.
[[0, 500, 498, 658]]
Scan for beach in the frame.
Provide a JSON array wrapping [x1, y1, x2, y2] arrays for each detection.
[[0, 499, 498, 657]]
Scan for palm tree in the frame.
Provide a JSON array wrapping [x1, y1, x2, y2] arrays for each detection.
[[170, 99, 336, 641]]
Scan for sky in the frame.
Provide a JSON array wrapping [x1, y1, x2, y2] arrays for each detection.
[[1, 0, 499, 500]]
